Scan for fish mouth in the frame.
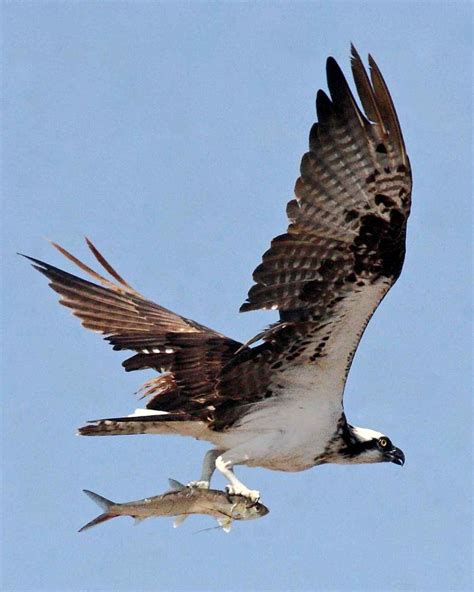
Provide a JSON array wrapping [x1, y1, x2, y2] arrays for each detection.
[[387, 447, 405, 466], [232, 500, 270, 520]]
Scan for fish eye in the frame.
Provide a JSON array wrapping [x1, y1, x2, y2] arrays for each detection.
[[378, 437, 390, 448]]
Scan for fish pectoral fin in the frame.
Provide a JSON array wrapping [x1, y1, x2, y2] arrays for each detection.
[[217, 517, 232, 533], [173, 515, 188, 529], [133, 516, 146, 526]]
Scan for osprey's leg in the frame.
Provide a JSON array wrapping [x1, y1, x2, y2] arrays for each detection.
[[215, 453, 260, 502], [187, 449, 223, 489]]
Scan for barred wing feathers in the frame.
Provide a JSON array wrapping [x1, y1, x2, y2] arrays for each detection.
[[241, 48, 411, 315], [225, 48, 412, 418], [24, 240, 241, 420], [25, 48, 411, 435]]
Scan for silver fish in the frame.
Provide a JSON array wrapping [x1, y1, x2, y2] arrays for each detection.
[[79, 479, 269, 533]]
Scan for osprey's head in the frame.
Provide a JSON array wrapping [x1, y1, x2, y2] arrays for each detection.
[[342, 426, 405, 466]]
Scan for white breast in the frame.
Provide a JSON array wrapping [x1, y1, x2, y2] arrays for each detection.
[[209, 282, 389, 471], [213, 364, 344, 471]]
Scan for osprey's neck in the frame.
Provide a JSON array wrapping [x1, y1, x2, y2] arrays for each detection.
[[315, 416, 384, 465]]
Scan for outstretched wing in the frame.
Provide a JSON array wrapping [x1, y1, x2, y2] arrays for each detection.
[[26, 48, 411, 436], [241, 47, 411, 314], [215, 47, 412, 429], [25, 239, 241, 416]]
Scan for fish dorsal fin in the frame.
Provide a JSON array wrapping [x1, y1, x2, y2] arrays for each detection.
[[168, 478, 186, 491], [173, 515, 188, 528], [217, 517, 232, 533]]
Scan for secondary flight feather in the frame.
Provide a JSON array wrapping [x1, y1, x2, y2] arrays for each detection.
[[26, 46, 411, 502]]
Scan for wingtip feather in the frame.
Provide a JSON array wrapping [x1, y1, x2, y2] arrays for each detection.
[[368, 53, 407, 162], [84, 237, 136, 293]]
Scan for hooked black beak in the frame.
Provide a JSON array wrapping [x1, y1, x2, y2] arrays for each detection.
[[387, 447, 405, 466]]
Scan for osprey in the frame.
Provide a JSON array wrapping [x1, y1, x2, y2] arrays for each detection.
[[26, 46, 411, 501]]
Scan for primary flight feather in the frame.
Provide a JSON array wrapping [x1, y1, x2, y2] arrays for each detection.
[[26, 46, 411, 501]]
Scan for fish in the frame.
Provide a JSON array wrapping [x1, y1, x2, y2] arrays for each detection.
[[79, 479, 269, 533]]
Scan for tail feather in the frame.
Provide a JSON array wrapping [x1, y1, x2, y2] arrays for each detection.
[[77, 416, 209, 438], [79, 489, 117, 533]]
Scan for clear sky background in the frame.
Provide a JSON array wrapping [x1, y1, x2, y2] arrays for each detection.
[[2, 2, 472, 591]]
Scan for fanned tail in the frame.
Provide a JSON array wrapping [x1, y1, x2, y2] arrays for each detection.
[[77, 413, 209, 439]]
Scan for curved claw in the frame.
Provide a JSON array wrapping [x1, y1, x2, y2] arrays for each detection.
[[225, 484, 260, 502]]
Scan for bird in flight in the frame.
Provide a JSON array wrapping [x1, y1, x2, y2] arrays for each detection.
[[26, 46, 411, 502]]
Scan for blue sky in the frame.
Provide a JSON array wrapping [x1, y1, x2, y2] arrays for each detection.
[[2, 2, 472, 591]]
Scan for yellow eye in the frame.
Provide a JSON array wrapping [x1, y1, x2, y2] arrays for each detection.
[[379, 438, 388, 448]]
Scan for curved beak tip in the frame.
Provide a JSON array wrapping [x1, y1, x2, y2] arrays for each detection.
[[390, 448, 405, 466]]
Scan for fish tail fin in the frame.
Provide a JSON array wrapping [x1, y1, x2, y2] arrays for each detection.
[[79, 489, 118, 533], [78, 512, 117, 532], [82, 489, 115, 510]]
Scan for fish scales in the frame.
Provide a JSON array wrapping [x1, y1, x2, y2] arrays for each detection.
[[79, 480, 269, 533]]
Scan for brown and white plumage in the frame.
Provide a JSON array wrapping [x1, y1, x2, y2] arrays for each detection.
[[27, 47, 411, 500]]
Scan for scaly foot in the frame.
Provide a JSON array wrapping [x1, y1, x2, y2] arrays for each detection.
[[226, 484, 260, 502], [187, 480, 210, 489]]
